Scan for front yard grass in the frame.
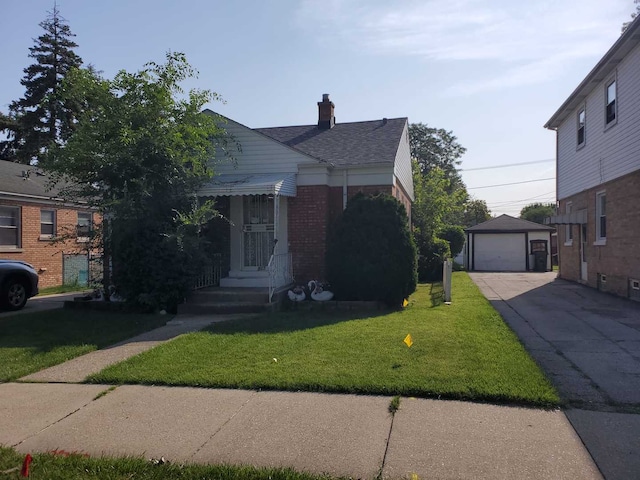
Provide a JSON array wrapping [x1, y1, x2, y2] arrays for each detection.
[[89, 272, 559, 407], [0, 446, 337, 480], [0, 310, 168, 382]]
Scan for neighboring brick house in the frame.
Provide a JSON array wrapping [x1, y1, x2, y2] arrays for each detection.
[[199, 94, 414, 288], [545, 17, 640, 299], [0, 160, 97, 288]]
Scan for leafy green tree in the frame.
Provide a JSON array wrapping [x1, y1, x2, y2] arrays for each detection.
[[409, 122, 466, 192], [520, 202, 556, 225], [327, 193, 417, 307], [0, 6, 83, 163], [622, 0, 640, 33], [43, 52, 233, 310], [463, 198, 491, 226], [438, 225, 465, 256]]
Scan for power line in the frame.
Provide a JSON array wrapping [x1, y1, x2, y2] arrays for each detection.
[[487, 191, 556, 207], [467, 177, 555, 190], [459, 159, 555, 172]]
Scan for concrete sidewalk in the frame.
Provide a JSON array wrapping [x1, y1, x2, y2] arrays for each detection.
[[0, 383, 601, 480], [20, 314, 253, 383]]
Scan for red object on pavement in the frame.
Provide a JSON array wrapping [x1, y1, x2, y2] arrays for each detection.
[[20, 454, 32, 477]]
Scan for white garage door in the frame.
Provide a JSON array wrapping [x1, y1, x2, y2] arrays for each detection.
[[474, 233, 526, 271]]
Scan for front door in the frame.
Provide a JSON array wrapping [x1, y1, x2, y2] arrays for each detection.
[[242, 195, 274, 270], [580, 224, 588, 282]]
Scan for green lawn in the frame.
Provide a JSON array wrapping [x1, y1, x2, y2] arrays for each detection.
[[0, 447, 337, 480], [37, 284, 90, 296], [90, 273, 558, 407], [0, 310, 168, 382]]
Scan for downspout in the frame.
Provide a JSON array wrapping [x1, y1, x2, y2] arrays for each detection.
[[343, 169, 348, 210]]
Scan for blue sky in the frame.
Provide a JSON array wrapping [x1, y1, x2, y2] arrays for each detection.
[[0, 0, 634, 215]]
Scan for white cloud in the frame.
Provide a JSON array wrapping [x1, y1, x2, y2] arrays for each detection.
[[295, 0, 631, 94]]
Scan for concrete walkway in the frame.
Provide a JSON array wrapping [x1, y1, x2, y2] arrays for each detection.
[[0, 382, 601, 480], [20, 314, 253, 383], [470, 272, 640, 480]]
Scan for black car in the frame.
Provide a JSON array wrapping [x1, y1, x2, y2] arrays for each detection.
[[0, 260, 39, 310]]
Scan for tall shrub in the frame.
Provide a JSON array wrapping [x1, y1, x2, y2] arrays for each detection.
[[327, 193, 417, 307]]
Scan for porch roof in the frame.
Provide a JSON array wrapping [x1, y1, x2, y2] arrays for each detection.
[[198, 173, 297, 197]]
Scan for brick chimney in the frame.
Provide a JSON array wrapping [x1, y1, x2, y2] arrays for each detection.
[[317, 93, 335, 129]]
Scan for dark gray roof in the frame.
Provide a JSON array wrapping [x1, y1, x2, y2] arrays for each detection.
[[466, 214, 555, 232], [0, 160, 62, 198], [255, 117, 407, 166]]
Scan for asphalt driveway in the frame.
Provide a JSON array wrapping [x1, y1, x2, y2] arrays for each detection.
[[470, 272, 640, 480]]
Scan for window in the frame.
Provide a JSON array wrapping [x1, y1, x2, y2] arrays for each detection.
[[606, 80, 616, 125], [577, 108, 585, 146], [77, 212, 92, 240], [0, 206, 20, 248], [40, 209, 56, 238], [565, 202, 573, 245], [595, 192, 606, 243]]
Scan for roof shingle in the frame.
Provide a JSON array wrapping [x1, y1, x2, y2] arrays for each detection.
[[255, 117, 407, 166]]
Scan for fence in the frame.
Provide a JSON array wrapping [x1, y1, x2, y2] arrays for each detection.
[[268, 252, 294, 302], [193, 253, 222, 290]]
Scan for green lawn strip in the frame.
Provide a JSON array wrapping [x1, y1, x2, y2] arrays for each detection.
[[89, 272, 559, 407], [0, 310, 168, 382], [0, 446, 340, 480], [36, 284, 89, 296]]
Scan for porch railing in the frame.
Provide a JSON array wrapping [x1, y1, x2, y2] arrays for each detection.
[[268, 253, 294, 302], [193, 253, 222, 290]]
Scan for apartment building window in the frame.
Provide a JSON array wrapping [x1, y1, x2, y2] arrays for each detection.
[[77, 212, 92, 240], [606, 80, 616, 125], [595, 192, 606, 243], [565, 202, 573, 245], [40, 209, 56, 238], [577, 108, 585, 146], [0, 206, 20, 248]]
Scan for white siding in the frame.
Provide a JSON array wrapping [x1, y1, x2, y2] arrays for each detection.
[[557, 42, 640, 199], [211, 117, 318, 175], [327, 166, 394, 188], [393, 121, 415, 201]]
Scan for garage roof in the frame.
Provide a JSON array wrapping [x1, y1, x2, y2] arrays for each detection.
[[466, 214, 555, 233]]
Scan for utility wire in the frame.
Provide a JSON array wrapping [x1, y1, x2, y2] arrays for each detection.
[[488, 191, 556, 207], [459, 158, 555, 171], [468, 177, 555, 190]]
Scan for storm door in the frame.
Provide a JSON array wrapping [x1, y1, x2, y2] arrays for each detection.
[[242, 195, 274, 270]]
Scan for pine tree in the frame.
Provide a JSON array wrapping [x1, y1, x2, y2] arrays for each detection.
[[0, 6, 82, 163]]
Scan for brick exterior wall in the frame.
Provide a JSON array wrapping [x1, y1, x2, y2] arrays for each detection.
[[0, 200, 97, 288], [288, 183, 402, 284], [558, 169, 640, 298], [288, 185, 330, 283]]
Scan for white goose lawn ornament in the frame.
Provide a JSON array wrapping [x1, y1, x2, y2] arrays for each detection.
[[287, 285, 306, 302], [308, 280, 334, 302]]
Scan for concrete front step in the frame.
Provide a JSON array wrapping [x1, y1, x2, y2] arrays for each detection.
[[190, 288, 270, 304]]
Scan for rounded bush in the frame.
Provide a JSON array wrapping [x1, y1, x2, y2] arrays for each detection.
[[416, 236, 451, 282], [326, 193, 417, 307]]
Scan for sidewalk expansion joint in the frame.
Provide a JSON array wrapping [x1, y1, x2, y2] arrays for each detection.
[[11, 395, 97, 448], [376, 408, 397, 480], [189, 389, 259, 459]]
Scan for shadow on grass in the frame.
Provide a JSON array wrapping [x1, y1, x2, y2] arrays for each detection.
[[205, 309, 381, 336], [430, 282, 444, 307], [0, 309, 167, 354]]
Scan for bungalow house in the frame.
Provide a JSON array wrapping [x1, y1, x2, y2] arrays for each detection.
[[545, 17, 640, 299], [0, 159, 98, 288], [198, 94, 413, 295]]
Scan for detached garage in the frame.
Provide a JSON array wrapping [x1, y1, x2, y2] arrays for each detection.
[[465, 214, 554, 272]]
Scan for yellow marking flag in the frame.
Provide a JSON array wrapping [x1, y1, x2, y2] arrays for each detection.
[[411, 474, 419, 480], [402, 298, 409, 307], [404, 334, 413, 348]]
